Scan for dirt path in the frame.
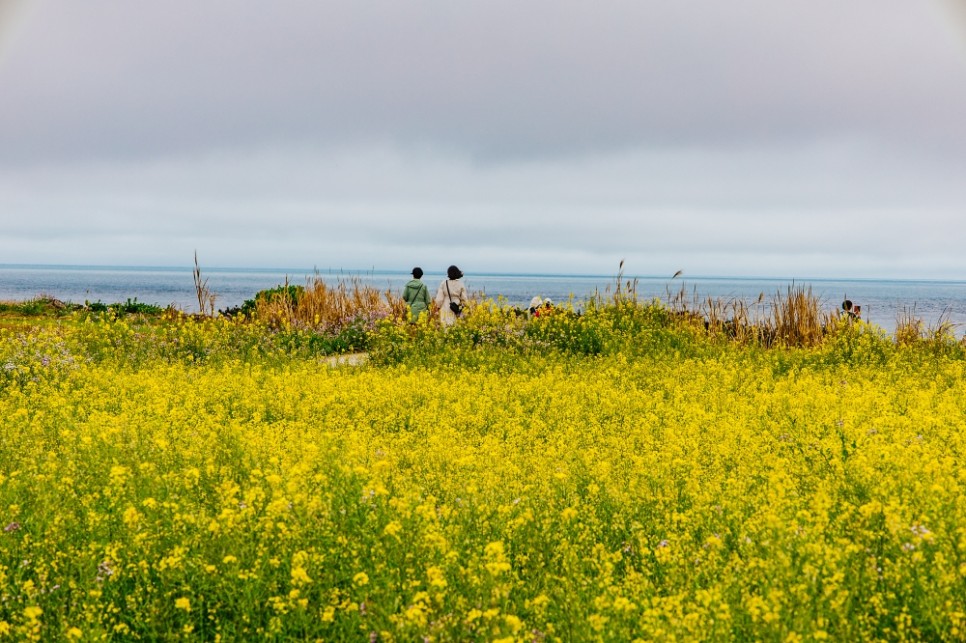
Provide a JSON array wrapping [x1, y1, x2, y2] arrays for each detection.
[[325, 352, 368, 367]]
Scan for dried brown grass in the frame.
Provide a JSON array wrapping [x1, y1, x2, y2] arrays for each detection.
[[894, 306, 924, 346], [769, 285, 827, 348], [193, 251, 217, 317], [612, 259, 640, 303], [895, 306, 959, 347], [665, 283, 831, 348], [255, 274, 406, 332]]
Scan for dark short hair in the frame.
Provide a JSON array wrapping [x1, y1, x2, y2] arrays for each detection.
[[412, 267, 423, 279], [447, 265, 463, 280]]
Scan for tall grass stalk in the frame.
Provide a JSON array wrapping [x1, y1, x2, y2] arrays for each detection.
[[769, 285, 826, 348], [895, 306, 924, 346], [611, 259, 640, 303], [193, 251, 216, 317]]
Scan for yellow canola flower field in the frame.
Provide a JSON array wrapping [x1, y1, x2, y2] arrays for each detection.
[[0, 311, 965, 641]]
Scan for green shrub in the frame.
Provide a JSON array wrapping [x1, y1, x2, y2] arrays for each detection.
[[110, 298, 165, 315]]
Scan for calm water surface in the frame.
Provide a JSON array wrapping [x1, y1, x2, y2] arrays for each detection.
[[2, 264, 965, 336]]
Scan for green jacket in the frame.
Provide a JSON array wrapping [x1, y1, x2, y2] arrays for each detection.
[[402, 279, 431, 321]]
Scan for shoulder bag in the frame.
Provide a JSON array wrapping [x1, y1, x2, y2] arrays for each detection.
[[445, 281, 462, 317]]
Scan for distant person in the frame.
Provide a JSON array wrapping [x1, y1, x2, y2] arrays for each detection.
[[528, 296, 543, 315], [533, 298, 555, 317], [435, 265, 467, 327], [401, 267, 431, 323], [842, 299, 859, 321]]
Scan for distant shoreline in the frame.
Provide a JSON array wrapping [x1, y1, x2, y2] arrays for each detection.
[[2, 263, 965, 285]]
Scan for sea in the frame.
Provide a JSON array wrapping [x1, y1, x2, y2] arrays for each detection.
[[2, 264, 966, 336]]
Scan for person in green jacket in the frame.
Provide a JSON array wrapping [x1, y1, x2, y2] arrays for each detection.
[[402, 267, 431, 322]]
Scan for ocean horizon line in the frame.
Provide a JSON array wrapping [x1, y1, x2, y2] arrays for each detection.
[[2, 263, 965, 287]]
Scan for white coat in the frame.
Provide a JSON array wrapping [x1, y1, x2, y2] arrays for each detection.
[[434, 278, 468, 326]]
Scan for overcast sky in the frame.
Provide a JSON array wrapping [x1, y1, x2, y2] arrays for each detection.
[[2, 0, 966, 278]]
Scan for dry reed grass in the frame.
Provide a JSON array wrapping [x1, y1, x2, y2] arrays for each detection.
[[255, 273, 405, 332], [769, 285, 827, 347], [894, 306, 924, 346], [593, 259, 642, 305], [612, 259, 640, 303], [895, 306, 959, 347], [665, 282, 831, 348], [193, 251, 217, 317], [928, 312, 959, 344]]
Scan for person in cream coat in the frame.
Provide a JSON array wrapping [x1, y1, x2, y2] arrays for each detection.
[[434, 265, 468, 326]]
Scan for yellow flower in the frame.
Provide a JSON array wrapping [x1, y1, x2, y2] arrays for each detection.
[[588, 614, 608, 632], [123, 506, 140, 526], [8, 297, 966, 640], [290, 566, 312, 586], [485, 560, 511, 575], [529, 594, 550, 610], [484, 541, 505, 558], [426, 566, 447, 588]]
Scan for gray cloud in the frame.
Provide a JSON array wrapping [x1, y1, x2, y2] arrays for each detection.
[[4, 1, 966, 164], [2, 141, 963, 275], [1, 1, 966, 277]]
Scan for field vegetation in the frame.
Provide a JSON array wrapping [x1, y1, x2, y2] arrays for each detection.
[[1, 280, 965, 641]]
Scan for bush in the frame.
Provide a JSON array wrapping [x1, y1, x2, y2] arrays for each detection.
[[111, 298, 165, 315]]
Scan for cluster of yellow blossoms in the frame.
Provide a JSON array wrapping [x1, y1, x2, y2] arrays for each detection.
[[0, 306, 964, 640]]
